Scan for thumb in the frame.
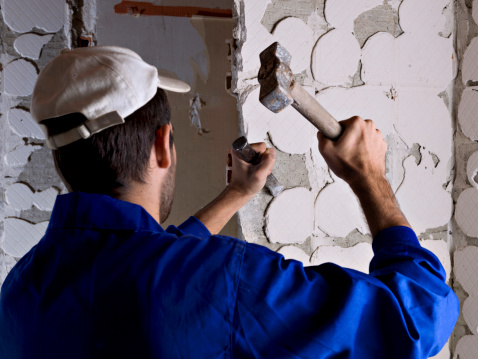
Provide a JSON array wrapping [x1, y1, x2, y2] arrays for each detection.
[[256, 148, 276, 175], [317, 131, 333, 153]]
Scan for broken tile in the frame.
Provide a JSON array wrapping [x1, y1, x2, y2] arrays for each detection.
[[8, 109, 45, 140], [455, 188, 478, 238], [315, 175, 369, 238], [396, 87, 453, 168], [467, 151, 478, 190], [5, 145, 42, 167], [277, 246, 311, 266], [311, 242, 374, 273], [462, 37, 478, 85], [324, 0, 382, 33], [3, 59, 38, 97], [4, 218, 48, 258], [13, 33, 53, 60], [316, 86, 395, 137], [312, 29, 361, 86], [5, 183, 35, 210], [305, 135, 332, 195], [399, 0, 449, 36], [455, 335, 478, 359], [396, 156, 452, 235], [463, 296, 478, 335], [458, 88, 478, 141], [33, 187, 58, 211], [2, 0, 65, 33], [241, 87, 274, 143], [265, 187, 315, 244], [474, 0, 478, 26], [455, 246, 478, 295], [268, 86, 317, 154], [361, 32, 395, 85], [0, 254, 17, 285], [353, 4, 403, 48], [421, 239, 451, 281], [272, 17, 314, 74]]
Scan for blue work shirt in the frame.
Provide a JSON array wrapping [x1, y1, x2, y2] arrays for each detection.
[[0, 192, 459, 358]]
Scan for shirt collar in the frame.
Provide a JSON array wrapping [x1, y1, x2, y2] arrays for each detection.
[[47, 191, 164, 233]]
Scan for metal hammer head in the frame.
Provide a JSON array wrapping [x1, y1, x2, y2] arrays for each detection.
[[258, 42, 294, 113]]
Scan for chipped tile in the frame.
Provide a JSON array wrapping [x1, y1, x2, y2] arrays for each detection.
[[456, 188, 478, 238], [241, 87, 274, 143], [467, 151, 478, 190], [14, 33, 53, 60], [272, 17, 314, 74], [268, 86, 317, 154], [5, 145, 42, 167], [396, 156, 452, 235], [312, 29, 361, 86], [315, 175, 369, 238], [33, 187, 59, 211], [455, 246, 478, 295], [398, 0, 449, 36], [4, 218, 48, 258], [277, 246, 311, 266], [8, 109, 45, 140], [311, 242, 374, 273], [5, 183, 35, 210], [458, 88, 478, 141], [463, 296, 478, 335], [3, 59, 38, 97], [454, 335, 478, 359], [361, 32, 395, 85], [2, 0, 65, 34], [265, 187, 314, 244], [474, 0, 478, 26], [324, 0, 382, 33], [0, 254, 17, 285], [462, 37, 478, 85]]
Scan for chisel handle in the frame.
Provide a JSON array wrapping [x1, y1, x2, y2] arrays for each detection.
[[232, 136, 284, 197]]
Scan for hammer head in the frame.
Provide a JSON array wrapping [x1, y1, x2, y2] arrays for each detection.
[[258, 42, 294, 113]]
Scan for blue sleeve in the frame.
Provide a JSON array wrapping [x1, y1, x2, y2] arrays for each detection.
[[232, 226, 459, 359], [165, 216, 211, 238]]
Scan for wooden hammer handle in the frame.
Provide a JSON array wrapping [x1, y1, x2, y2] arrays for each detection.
[[290, 82, 343, 141]]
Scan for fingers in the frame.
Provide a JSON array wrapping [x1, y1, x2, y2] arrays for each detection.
[[257, 148, 276, 175], [249, 142, 267, 155]]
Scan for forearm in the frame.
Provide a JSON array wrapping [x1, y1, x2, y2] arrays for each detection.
[[350, 175, 410, 237], [193, 186, 253, 235]]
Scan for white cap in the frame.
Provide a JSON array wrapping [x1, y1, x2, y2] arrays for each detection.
[[31, 46, 190, 149]]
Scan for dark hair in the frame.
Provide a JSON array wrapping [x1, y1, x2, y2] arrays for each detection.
[[42, 89, 172, 197]]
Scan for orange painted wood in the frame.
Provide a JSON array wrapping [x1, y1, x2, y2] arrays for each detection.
[[114, 1, 233, 18]]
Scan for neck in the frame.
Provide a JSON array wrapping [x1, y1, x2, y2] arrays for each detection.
[[118, 184, 161, 224]]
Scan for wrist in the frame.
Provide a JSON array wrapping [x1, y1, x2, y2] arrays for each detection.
[[348, 173, 388, 195]]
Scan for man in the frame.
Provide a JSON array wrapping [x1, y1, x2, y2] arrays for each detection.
[[0, 46, 458, 358]]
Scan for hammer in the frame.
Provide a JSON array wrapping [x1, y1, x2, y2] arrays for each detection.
[[258, 42, 343, 140]]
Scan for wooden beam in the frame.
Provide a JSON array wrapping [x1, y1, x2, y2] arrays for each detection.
[[114, 1, 233, 18]]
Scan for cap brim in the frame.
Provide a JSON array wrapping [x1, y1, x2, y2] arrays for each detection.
[[157, 74, 191, 93]]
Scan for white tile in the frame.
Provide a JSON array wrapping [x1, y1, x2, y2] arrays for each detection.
[[474, 0, 478, 26], [272, 17, 314, 74], [265, 187, 315, 244], [396, 87, 453, 167], [312, 29, 361, 86], [14, 33, 53, 60], [464, 296, 478, 335], [268, 86, 317, 154], [454, 335, 478, 359], [455, 188, 478, 238], [311, 242, 373, 274], [361, 32, 395, 86], [3, 59, 38, 97], [315, 174, 369, 238], [458, 88, 478, 141], [5, 145, 42, 167], [467, 151, 478, 190], [455, 246, 478, 296], [398, 0, 449, 36], [4, 218, 48, 258], [324, 0, 382, 32], [8, 109, 45, 140], [396, 156, 452, 235], [276, 246, 311, 266], [33, 187, 59, 211], [316, 86, 395, 137], [421, 239, 451, 282], [241, 87, 274, 143], [5, 183, 35, 210], [0, 254, 17, 285], [2, 0, 65, 33], [462, 37, 478, 85]]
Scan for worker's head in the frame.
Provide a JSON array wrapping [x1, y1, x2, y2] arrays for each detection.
[[31, 46, 190, 222]]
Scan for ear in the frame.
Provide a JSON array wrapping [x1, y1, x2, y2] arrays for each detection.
[[153, 124, 172, 169]]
